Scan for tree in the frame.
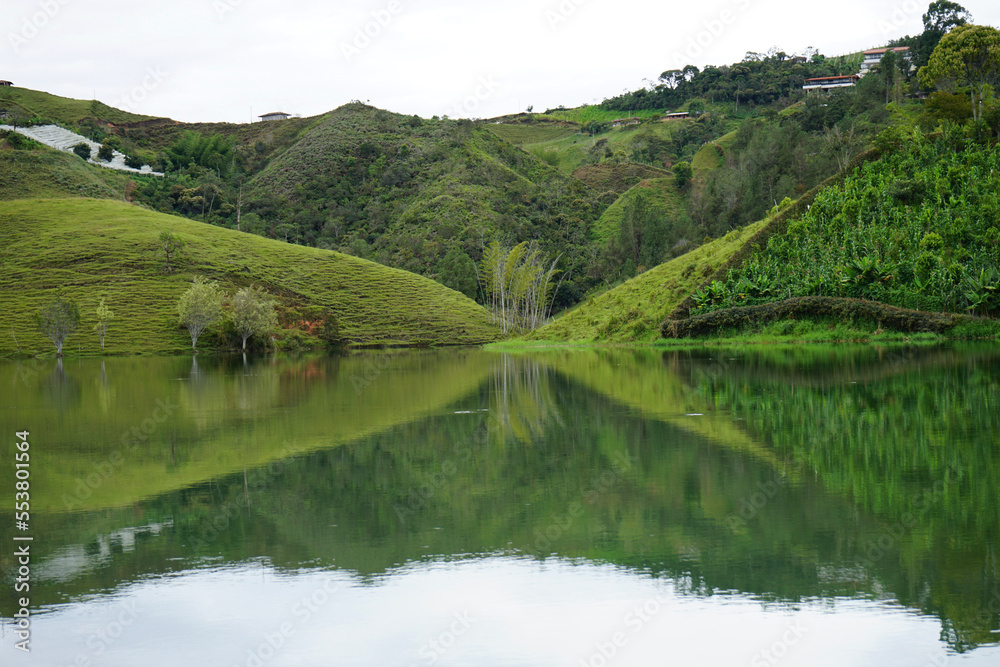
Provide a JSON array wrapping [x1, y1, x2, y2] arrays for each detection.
[[229, 286, 277, 351], [158, 230, 186, 273], [97, 143, 114, 162], [659, 69, 684, 89], [919, 24, 1000, 124], [823, 124, 862, 172], [922, 0, 971, 33], [72, 142, 92, 160], [178, 276, 223, 352], [94, 299, 113, 351], [479, 241, 560, 334], [35, 294, 80, 357], [672, 161, 693, 188], [437, 247, 479, 299]]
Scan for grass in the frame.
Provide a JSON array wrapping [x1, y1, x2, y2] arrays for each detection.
[[524, 217, 769, 343], [0, 198, 499, 356], [591, 177, 682, 244], [486, 123, 577, 145], [0, 146, 136, 200], [570, 162, 671, 194], [539, 106, 672, 124], [486, 117, 680, 175], [0, 86, 154, 125]]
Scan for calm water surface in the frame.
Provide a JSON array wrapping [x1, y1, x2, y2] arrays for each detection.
[[1, 345, 998, 666]]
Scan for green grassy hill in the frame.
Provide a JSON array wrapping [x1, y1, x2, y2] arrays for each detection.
[[591, 177, 684, 244], [570, 162, 672, 194], [525, 218, 768, 342], [0, 147, 135, 200], [0, 198, 499, 356], [0, 86, 157, 125], [238, 103, 602, 301], [487, 114, 687, 175]]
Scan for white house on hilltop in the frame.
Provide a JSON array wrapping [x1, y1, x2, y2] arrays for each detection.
[[258, 111, 291, 121]]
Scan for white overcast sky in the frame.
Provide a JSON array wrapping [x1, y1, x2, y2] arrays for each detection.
[[5, 0, 1000, 123]]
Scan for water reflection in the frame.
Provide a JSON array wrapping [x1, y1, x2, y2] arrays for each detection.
[[1, 345, 998, 664]]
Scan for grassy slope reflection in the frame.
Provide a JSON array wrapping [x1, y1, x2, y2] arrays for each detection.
[[0, 352, 494, 512]]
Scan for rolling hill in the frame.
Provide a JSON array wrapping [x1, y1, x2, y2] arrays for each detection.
[[0, 198, 499, 356]]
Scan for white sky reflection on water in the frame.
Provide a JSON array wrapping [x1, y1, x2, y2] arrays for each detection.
[[5, 555, 999, 667]]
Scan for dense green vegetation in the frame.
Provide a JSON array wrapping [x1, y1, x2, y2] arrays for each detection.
[[0, 198, 498, 356], [691, 134, 1000, 318], [525, 218, 768, 342]]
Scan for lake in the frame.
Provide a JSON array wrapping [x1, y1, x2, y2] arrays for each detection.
[[1, 345, 999, 666]]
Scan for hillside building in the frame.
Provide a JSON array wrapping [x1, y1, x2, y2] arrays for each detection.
[[609, 117, 640, 127], [0, 80, 13, 87], [802, 74, 860, 93], [258, 111, 290, 121], [859, 47, 912, 76]]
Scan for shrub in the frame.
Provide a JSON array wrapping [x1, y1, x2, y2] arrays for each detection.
[[97, 143, 114, 162], [72, 142, 92, 160], [663, 296, 969, 338]]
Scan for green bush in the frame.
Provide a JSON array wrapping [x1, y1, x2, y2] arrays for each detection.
[[72, 142, 92, 160], [97, 143, 114, 162], [663, 296, 971, 339]]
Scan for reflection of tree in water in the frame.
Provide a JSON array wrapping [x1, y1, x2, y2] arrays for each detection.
[[487, 354, 564, 445], [674, 344, 1000, 652], [35, 357, 82, 411]]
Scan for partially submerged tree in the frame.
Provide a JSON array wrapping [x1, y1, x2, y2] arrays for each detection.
[[178, 276, 223, 352], [94, 299, 113, 351], [229, 285, 277, 351], [35, 294, 80, 357], [158, 230, 186, 273], [919, 23, 1000, 124]]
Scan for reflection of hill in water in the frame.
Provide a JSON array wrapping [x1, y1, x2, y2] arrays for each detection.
[[3, 347, 999, 652], [0, 352, 496, 512]]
